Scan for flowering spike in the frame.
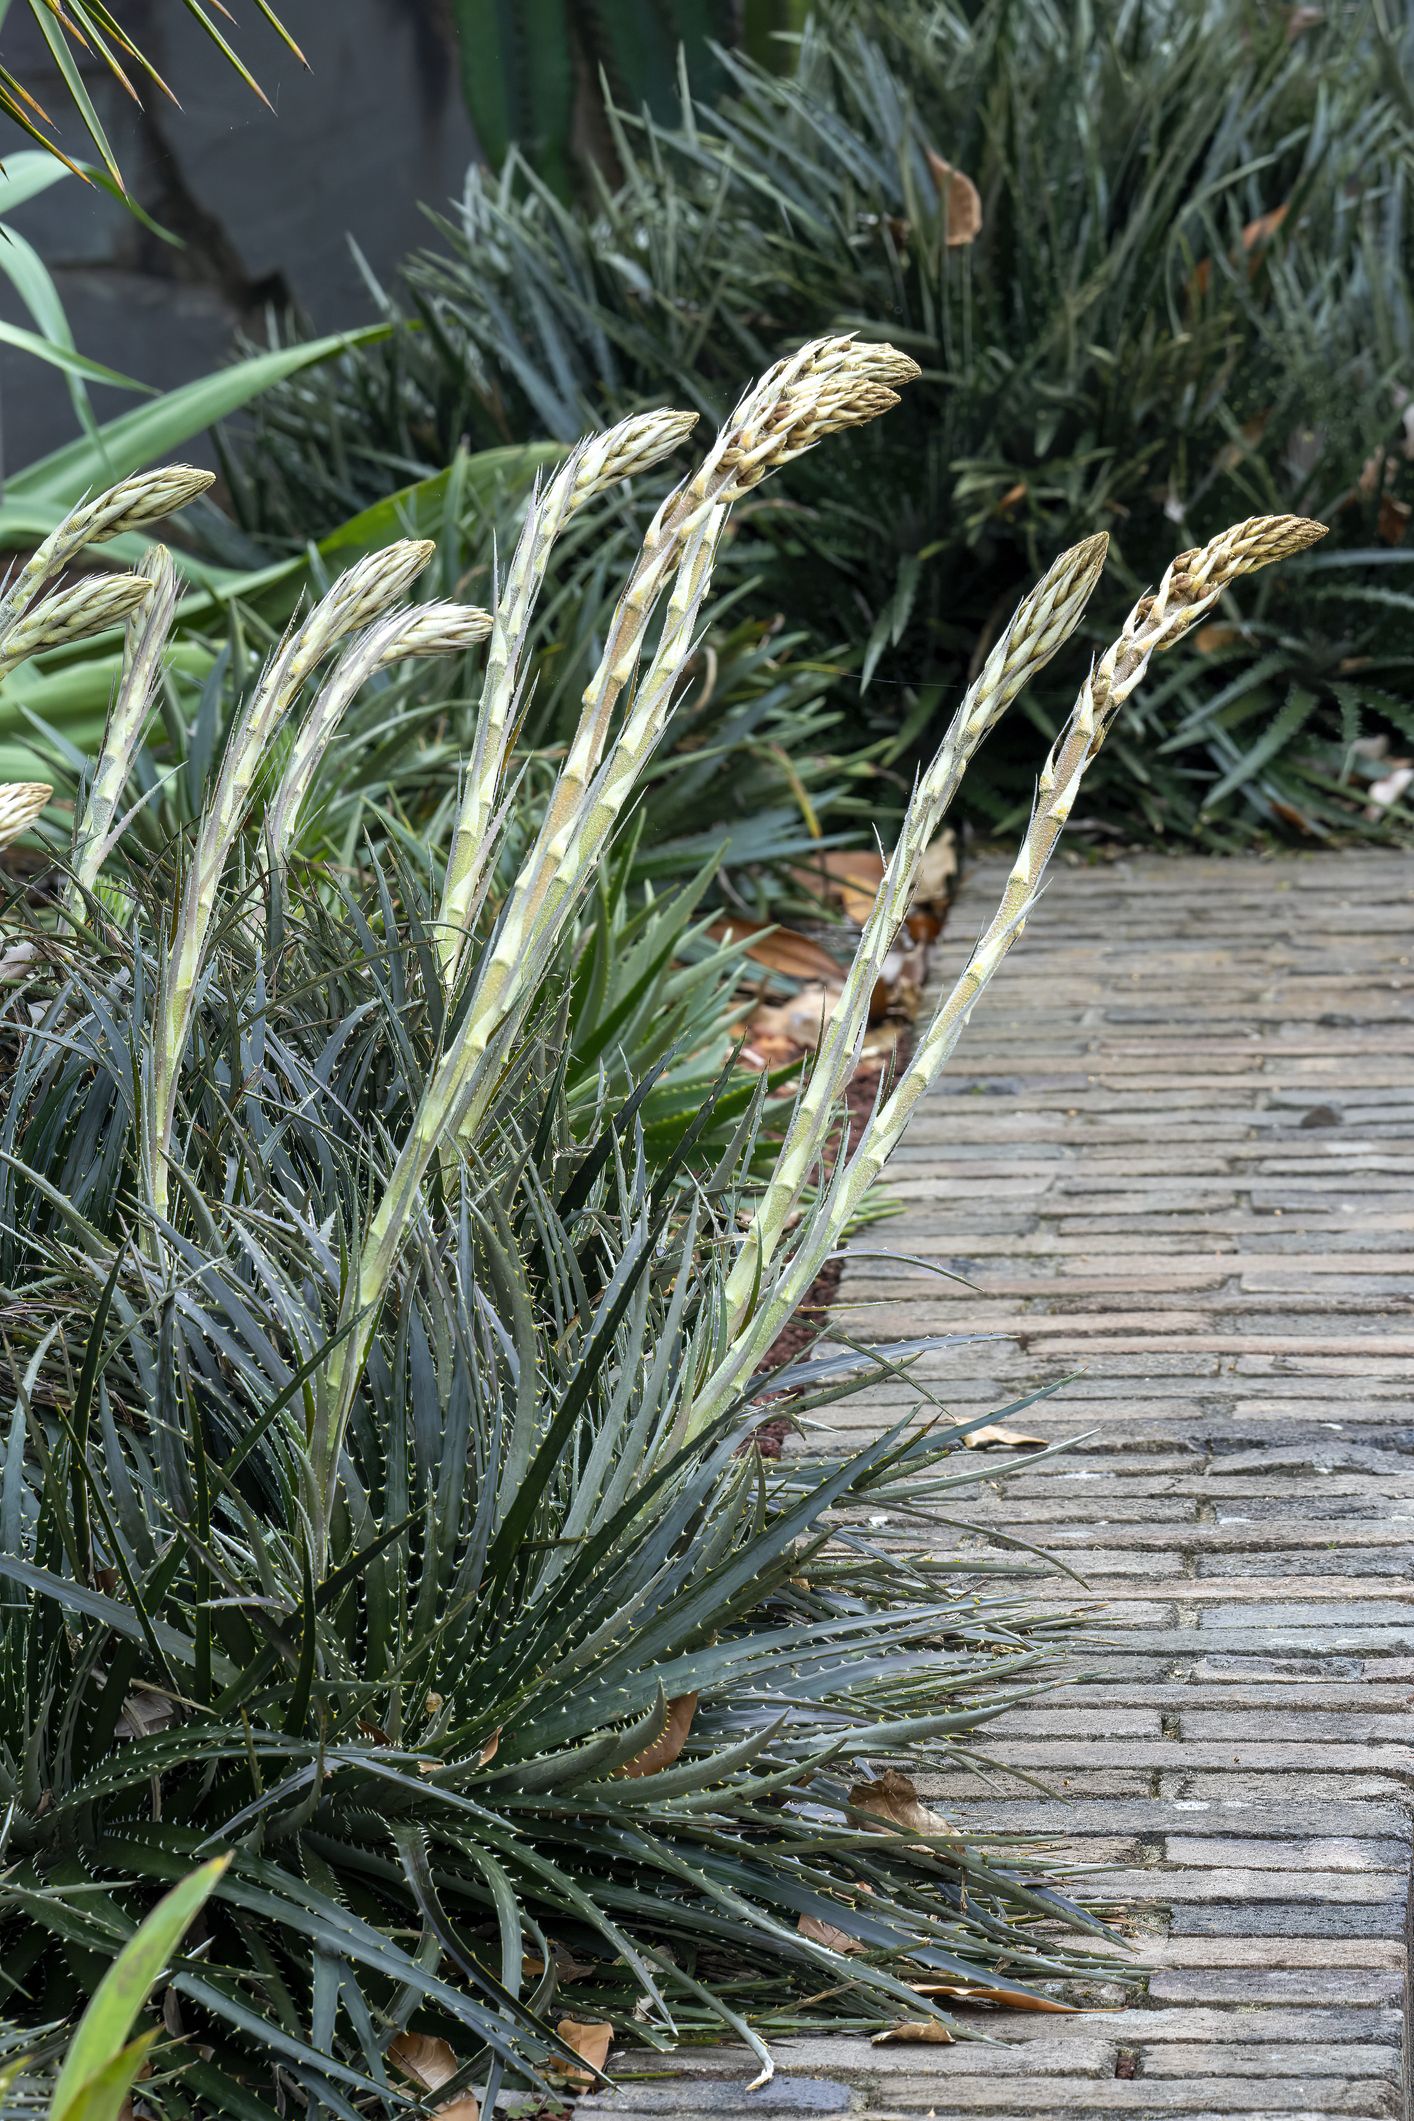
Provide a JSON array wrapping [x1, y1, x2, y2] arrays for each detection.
[[0, 782, 51, 850], [0, 572, 152, 669]]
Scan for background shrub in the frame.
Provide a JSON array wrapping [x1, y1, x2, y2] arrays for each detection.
[[234, 0, 1414, 845]]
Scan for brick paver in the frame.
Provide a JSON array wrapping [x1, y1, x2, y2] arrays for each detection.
[[584, 850, 1413, 2119]]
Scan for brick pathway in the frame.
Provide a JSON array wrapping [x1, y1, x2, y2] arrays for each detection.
[[586, 849, 1414, 2119]]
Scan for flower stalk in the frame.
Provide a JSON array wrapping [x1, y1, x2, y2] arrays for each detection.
[[32, 445, 1323, 1585], [146, 540, 436, 1221], [685, 513, 1328, 1434], [436, 409, 699, 985], [722, 530, 1111, 1333], [0, 465, 212, 633], [0, 572, 153, 675], [69, 546, 179, 905], [263, 598, 493, 862], [317, 338, 922, 1535]]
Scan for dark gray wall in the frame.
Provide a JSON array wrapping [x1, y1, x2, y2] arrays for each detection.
[[0, 0, 476, 476]]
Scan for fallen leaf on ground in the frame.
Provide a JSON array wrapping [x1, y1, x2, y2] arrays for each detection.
[[798, 1909, 864, 1953], [120, 1686, 177, 1737], [523, 1943, 593, 1983], [389, 2033, 457, 2092], [620, 1692, 698, 1777], [924, 150, 982, 245], [739, 1034, 796, 1071], [859, 1019, 907, 1065], [554, 2018, 613, 2088], [872, 2019, 954, 2045], [1269, 798, 1319, 835], [911, 1981, 1077, 2011], [850, 1768, 955, 1842], [792, 849, 886, 924], [746, 980, 845, 1057], [707, 918, 841, 986], [905, 833, 957, 941], [962, 1423, 1048, 1449], [914, 831, 958, 908], [391, 2031, 481, 2112]]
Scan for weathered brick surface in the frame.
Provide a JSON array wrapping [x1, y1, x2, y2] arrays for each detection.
[[584, 852, 1413, 2121]]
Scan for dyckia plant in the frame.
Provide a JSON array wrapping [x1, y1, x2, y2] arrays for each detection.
[[0, 352, 1321, 2114]]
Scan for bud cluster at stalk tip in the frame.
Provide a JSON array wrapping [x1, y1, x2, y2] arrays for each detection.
[[324, 540, 438, 636], [1085, 513, 1328, 741], [1135, 514, 1327, 652], [578, 408, 700, 495], [1, 573, 153, 664], [79, 465, 216, 543], [373, 601, 495, 669], [716, 336, 922, 498], [1176, 513, 1327, 595], [0, 782, 52, 850]]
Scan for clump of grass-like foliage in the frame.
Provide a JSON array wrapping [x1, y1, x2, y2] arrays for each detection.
[[0, 344, 1322, 2113]]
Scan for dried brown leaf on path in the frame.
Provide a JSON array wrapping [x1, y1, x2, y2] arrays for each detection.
[[798, 1909, 864, 1953], [390, 2032, 480, 2114], [912, 1981, 1079, 2011], [872, 2018, 955, 2044], [850, 1767, 956, 1842], [962, 1423, 1048, 1449], [1378, 494, 1410, 543], [389, 2032, 457, 2091], [554, 2018, 613, 2088], [796, 833, 955, 927], [873, 941, 927, 1021], [907, 830, 959, 940], [917, 831, 959, 906], [523, 1943, 593, 1983]]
